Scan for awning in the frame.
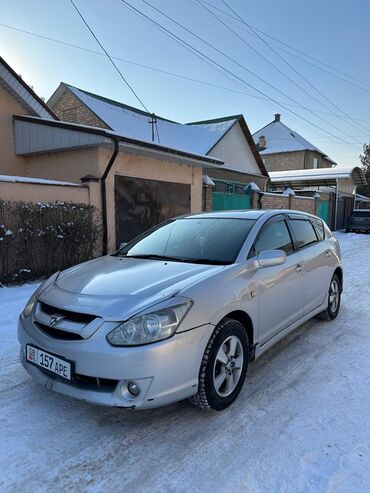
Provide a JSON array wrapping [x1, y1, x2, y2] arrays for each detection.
[[269, 166, 366, 189]]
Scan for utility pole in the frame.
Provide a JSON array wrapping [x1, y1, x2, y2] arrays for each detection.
[[149, 113, 157, 142]]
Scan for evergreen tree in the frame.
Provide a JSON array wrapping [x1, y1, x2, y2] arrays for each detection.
[[357, 142, 370, 197]]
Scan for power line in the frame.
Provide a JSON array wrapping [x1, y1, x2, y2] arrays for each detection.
[[219, 0, 369, 136], [196, 0, 364, 144], [2, 19, 368, 133], [69, 0, 151, 115], [200, 0, 370, 92], [120, 0, 361, 149], [0, 21, 310, 111]]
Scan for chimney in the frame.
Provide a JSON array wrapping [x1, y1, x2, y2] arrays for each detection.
[[258, 135, 266, 149], [274, 113, 281, 122]]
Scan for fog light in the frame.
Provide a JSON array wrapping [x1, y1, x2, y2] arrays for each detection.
[[127, 381, 141, 397]]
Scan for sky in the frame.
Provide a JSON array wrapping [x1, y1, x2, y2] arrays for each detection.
[[1, 0, 369, 166]]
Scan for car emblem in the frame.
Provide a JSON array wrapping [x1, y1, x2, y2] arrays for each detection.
[[50, 315, 64, 327]]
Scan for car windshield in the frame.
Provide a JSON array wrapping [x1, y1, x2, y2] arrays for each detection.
[[115, 217, 256, 265]]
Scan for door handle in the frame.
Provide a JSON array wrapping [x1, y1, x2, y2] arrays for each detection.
[[296, 263, 304, 273], [325, 250, 332, 257]]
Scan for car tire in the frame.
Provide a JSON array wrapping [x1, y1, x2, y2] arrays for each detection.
[[345, 228, 350, 233], [189, 318, 249, 411], [317, 274, 341, 321]]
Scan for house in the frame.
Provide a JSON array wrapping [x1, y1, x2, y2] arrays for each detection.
[[252, 113, 367, 229], [253, 113, 336, 171], [48, 83, 269, 190], [0, 57, 226, 254]]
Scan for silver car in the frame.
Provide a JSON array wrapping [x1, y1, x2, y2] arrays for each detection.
[[18, 210, 342, 411]]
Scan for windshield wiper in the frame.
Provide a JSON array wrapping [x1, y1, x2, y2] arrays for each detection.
[[123, 254, 228, 265], [182, 258, 229, 265], [123, 254, 184, 261]]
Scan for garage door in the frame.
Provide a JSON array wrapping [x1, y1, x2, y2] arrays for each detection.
[[115, 175, 191, 247]]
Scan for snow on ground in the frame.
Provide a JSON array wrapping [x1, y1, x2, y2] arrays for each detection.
[[1, 233, 370, 493]]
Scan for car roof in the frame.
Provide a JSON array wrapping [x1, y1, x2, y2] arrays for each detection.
[[183, 209, 316, 220]]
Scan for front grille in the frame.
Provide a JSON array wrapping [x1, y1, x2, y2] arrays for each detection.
[[40, 302, 96, 324], [73, 373, 118, 389], [35, 321, 84, 341], [37, 366, 118, 390]]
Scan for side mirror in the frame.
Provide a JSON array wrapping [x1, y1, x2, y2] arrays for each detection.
[[119, 242, 128, 250], [257, 250, 286, 269]]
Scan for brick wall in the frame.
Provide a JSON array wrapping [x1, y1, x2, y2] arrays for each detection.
[[262, 151, 306, 172], [50, 88, 109, 129], [202, 186, 213, 211], [253, 191, 317, 215]]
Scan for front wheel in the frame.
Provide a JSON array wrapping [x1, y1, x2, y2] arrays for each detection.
[[317, 274, 341, 321], [190, 318, 249, 411]]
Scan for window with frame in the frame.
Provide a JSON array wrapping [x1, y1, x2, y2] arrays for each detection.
[[290, 219, 318, 249], [311, 219, 325, 241], [249, 220, 293, 258], [313, 157, 319, 168]]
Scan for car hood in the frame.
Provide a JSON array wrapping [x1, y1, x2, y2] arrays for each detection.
[[39, 256, 223, 321]]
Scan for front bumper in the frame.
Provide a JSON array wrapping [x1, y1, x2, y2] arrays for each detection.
[[18, 315, 214, 409]]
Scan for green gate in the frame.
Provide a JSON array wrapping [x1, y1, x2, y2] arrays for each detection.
[[212, 180, 251, 211], [317, 200, 329, 225]]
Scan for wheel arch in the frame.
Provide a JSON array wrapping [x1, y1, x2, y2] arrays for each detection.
[[221, 310, 255, 359], [334, 266, 343, 292]]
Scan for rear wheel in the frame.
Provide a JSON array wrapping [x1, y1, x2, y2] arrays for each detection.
[[190, 318, 249, 411], [317, 274, 341, 321]]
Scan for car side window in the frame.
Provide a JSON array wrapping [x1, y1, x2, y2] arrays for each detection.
[[249, 220, 293, 258], [290, 219, 318, 249], [311, 219, 325, 241]]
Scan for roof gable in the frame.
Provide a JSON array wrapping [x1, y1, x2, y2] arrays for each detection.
[[190, 115, 268, 176], [0, 56, 58, 120], [253, 119, 330, 158]]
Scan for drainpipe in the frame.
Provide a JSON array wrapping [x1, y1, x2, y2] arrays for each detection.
[[101, 138, 119, 255]]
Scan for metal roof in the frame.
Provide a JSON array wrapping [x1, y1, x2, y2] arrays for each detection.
[[269, 166, 366, 189], [13, 115, 224, 169]]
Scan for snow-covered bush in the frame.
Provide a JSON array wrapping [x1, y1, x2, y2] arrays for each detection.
[[0, 201, 101, 284]]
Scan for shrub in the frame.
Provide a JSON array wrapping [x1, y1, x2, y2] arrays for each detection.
[[0, 201, 101, 284]]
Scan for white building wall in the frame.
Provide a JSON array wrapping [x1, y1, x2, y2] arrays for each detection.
[[208, 122, 262, 175]]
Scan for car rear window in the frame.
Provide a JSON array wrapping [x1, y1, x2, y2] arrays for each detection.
[[311, 219, 325, 241], [290, 219, 318, 249]]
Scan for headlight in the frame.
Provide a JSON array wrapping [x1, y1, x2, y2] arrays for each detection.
[[22, 289, 39, 318], [22, 272, 59, 318], [107, 301, 192, 346]]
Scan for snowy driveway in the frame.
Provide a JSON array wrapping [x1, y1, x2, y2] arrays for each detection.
[[1, 232, 370, 493]]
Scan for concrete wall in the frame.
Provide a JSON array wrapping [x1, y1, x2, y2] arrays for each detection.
[[0, 180, 90, 204], [0, 85, 30, 176], [23, 147, 101, 183], [50, 86, 109, 129]]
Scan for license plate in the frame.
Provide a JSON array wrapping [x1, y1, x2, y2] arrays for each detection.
[[26, 345, 72, 381]]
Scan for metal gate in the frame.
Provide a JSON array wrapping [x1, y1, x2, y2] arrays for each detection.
[[212, 179, 251, 211], [115, 175, 190, 247], [317, 200, 329, 225]]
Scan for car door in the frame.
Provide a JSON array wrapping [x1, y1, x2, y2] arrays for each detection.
[[287, 215, 332, 314], [248, 216, 305, 346]]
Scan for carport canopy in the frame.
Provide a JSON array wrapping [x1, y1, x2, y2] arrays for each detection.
[[268, 166, 366, 190]]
